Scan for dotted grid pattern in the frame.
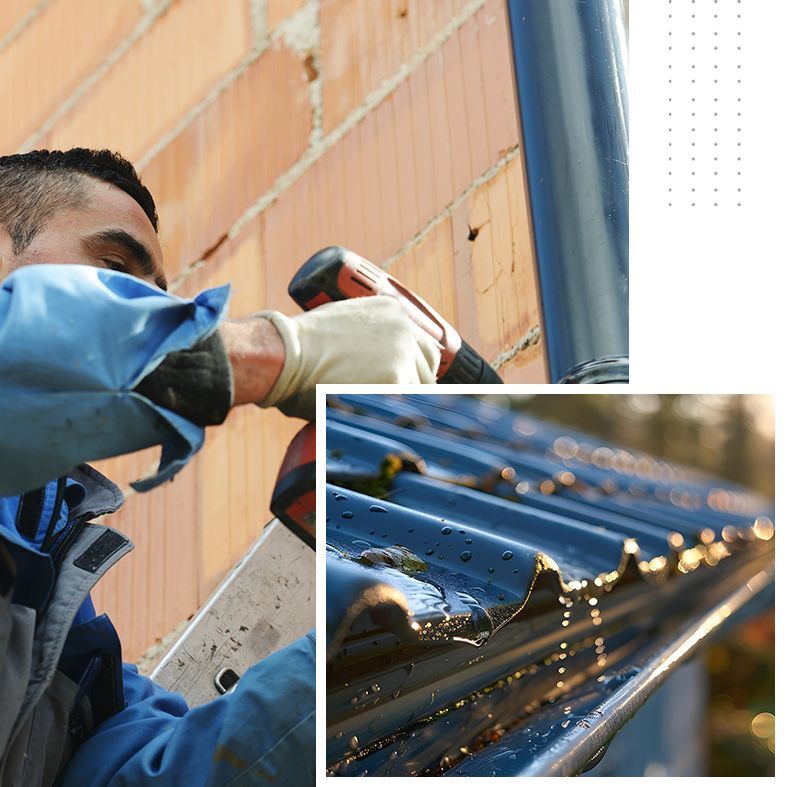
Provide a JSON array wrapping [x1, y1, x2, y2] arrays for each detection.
[[666, 0, 744, 208]]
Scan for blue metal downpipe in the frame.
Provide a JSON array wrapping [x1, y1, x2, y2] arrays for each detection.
[[506, 0, 629, 383]]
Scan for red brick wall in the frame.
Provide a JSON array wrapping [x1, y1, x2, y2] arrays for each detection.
[[1, 0, 545, 660]]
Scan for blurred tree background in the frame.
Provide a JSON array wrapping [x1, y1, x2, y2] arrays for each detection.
[[501, 394, 775, 776], [508, 394, 774, 498]]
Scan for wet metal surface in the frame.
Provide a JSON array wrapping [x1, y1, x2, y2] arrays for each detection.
[[446, 559, 774, 776], [324, 395, 774, 776]]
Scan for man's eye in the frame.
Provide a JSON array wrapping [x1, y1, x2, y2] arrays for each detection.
[[102, 259, 127, 274]]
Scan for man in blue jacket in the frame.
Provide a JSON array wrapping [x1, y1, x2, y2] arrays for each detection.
[[0, 148, 439, 785]]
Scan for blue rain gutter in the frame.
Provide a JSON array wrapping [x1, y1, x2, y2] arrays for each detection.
[[506, 0, 629, 383], [325, 395, 774, 776], [447, 557, 774, 776]]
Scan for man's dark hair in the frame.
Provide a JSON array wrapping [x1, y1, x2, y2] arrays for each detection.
[[0, 148, 158, 255]]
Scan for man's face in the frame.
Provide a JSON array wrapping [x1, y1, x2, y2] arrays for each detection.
[[0, 175, 167, 289]]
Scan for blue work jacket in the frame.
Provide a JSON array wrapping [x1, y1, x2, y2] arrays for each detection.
[[0, 265, 315, 785]]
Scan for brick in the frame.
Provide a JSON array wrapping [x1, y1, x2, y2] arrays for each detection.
[[320, 0, 466, 133], [43, 0, 252, 162], [338, 133, 370, 257], [342, 120, 371, 257], [358, 110, 385, 264], [311, 134, 343, 256], [127, 489, 152, 661], [199, 408, 233, 595], [487, 153, 521, 343], [229, 411, 255, 557], [140, 41, 312, 281], [425, 47, 455, 211], [504, 150, 541, 337], [368, 98, 397, 254], [456, 8, 491, 182], [441, 29, 473, 197], [91, 478, 148, 661], [449, 153, 540, 362], [320, 0, 361, 134], [268, 0, 307, 30], [259, 83, 415, 283], [0, 0, 38, 41], [477, 0, 518, 162], [162, 456, 199, 632], [262, 191, 304, 314], [144, 478, 167, 647], [261, 126, 381, 310], [451, 199, 483, 353], [408, 63, 438, 234], [0, 0, 141, 153], [374, 99, 402, 255], [197, 405, 301, 601], [456, 186, 498, 357], [242, 407, 267, 549], [387, 216, 457, 328], [390, 83, 419, 245]]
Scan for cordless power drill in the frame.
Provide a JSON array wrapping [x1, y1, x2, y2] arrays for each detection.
[[270, 246, 503, 548]]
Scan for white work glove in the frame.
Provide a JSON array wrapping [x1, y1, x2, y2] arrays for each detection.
[[256, 296, 440, 419]]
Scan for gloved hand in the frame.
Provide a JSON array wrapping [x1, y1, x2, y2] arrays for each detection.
[[255, 296, 440, 419]]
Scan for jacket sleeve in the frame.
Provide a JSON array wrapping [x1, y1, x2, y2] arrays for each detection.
[[56, 631, 316, 787], [0, 264, 230, 497]]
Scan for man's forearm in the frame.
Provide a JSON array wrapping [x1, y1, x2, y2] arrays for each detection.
[[219, 317, 285, 406], [131, 317, 286, 425], [57, 633, 316, 787]]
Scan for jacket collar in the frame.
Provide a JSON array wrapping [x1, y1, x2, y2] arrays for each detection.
[[67, 464, 125, 520]]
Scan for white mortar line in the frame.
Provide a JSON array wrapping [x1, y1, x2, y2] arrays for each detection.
[[307, 70, 325, 147], [0, 0, 51, 55], [19, 0, 174, 152], [491, 325, 542, 370], [274, 0, 319, 55], [295, 0, 324, 147], [249, 0, 267, 46]]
